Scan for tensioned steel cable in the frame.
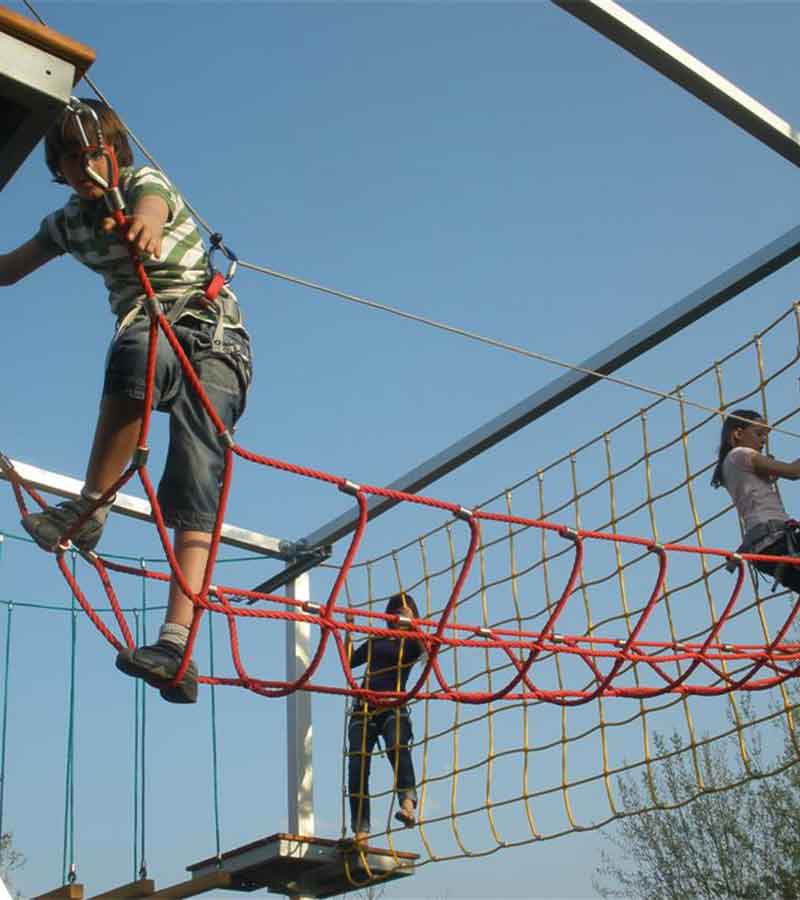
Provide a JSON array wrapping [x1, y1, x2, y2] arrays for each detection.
[[18, 0, 800, 442]]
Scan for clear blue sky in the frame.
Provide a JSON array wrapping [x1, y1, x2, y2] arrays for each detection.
[[2, 1, 800, 897]]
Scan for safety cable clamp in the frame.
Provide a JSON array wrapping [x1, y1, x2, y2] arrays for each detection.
[[131, 447, 150, 469]]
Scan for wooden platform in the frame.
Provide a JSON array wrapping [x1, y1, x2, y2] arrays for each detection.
[[187, 833, 418, 898], [33, 834, 417, 899], [0, 4, 95, 191], [0, 6, 95, 81]]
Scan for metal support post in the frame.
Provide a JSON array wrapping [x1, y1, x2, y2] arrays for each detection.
[[285, 573, 314, 900], [285, 573, 314, 838]]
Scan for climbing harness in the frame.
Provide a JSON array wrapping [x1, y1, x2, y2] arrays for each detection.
[[67, 99, 242, 353]]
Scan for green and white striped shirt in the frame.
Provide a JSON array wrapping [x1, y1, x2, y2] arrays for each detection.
[[36, 166, 242, 328]]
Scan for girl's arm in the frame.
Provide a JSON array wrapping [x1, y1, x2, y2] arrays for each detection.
[[751, 454, 800, 481], [0, 238, 60, 286]]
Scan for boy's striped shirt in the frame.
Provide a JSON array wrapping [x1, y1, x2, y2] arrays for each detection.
[[36, 166, 241, 327]]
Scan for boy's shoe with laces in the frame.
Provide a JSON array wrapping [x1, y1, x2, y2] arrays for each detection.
[[115, 640, 198, 704], [22, 499, 105, 552]]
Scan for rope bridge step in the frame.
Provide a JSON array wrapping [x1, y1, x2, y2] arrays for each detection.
[[87, 879, 155, 899], [32, 887, 84, 900], [187, 833, 418, 897], [36, 874, 229, 900], [139, 871, 231, 899]]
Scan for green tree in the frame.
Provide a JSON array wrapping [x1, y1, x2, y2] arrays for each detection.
[[0, 832, 24, 896], [593, 728, 800, 899]]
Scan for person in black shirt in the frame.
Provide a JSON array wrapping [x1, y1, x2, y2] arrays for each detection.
[[347, 592, 424, 844]]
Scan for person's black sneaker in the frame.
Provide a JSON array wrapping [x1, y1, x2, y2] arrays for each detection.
[[22, 499, 105, 552], [116, 640, 198, 704]]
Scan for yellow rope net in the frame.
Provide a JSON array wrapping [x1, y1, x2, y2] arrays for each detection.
[[337, 301, 800, 879]]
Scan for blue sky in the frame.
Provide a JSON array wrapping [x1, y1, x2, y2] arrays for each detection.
[[2, 1, 800, 897]]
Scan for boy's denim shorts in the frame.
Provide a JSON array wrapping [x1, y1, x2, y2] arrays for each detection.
[[103, 316, 253, 532]]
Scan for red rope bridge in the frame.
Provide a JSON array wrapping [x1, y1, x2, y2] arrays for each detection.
[[5, 445, 800, 706], [4, 108, 800, 707]]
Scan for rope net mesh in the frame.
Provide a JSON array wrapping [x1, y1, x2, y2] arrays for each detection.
[[2, 302, 800, 883], [331, 300, 800, 868]]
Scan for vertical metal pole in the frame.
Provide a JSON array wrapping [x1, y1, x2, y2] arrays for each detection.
[[286, 573, 314, 838]]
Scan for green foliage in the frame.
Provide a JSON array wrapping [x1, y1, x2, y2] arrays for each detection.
[[593, 726, 800, 900], [0, 832, 24, 895]]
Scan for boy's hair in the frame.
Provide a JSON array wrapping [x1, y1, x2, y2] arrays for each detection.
[[710, 409, 763, 489], [45, 98, 134, 183], [385, 592, 419, 620]]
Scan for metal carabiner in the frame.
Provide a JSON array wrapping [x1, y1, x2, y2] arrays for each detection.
[[65, 97, 103, 152], [208, 232, 238, 284], [64, 98, 124, 212]]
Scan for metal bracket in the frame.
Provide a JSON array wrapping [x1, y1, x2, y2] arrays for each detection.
[[249, 544, 333, 601]]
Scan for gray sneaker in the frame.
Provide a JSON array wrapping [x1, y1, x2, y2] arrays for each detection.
[[116, 640, 198, 704], [22, 499, 105, 552]]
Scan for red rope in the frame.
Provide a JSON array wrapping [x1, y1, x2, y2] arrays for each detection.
[[10, 449, 800, 703]]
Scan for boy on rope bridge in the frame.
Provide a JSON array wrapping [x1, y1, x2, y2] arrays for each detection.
[[346, 592, 424, 844], [0, 99, 253, 704]]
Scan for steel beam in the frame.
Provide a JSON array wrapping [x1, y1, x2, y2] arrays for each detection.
[[552, 0, 800, 167], [1, 458, 291, 559], [302, 223, 800, 551]]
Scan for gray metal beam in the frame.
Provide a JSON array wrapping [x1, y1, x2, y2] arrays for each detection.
[[551, 0, 800, 167], [302, 224, 800, 551], [1, 458, 292, 559], [0, 32, 73, 192]]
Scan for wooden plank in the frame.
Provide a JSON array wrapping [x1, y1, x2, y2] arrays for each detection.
[[32, 886, 85, 900], [0, 4, 95, 83], [88, 879, 156, 899], [142, 871, 232, 899]]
